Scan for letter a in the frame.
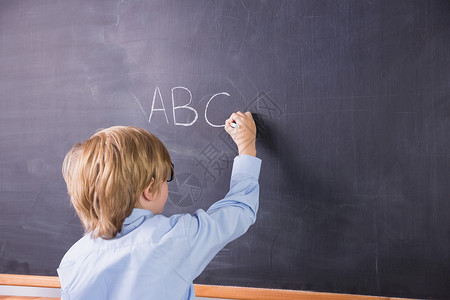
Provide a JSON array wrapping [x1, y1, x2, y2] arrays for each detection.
[[148, 86, 169, 124]]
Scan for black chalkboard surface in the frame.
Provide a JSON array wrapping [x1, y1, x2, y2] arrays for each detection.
[[1, 1, 449, 299]]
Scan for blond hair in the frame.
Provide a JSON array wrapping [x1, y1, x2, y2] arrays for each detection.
[[62, 126, 173, 239]]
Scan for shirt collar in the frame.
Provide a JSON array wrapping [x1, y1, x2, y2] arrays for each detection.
[[117, 208, 154, 237], [123, 208, 154, 226]]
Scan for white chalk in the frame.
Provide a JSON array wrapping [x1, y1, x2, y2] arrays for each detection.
[[230, 122, 239, 128]]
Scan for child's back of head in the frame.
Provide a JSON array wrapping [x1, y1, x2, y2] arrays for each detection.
[[62, 126, 173, 239]]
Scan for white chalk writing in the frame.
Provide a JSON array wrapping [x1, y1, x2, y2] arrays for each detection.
[[147, 86, 231, 128]]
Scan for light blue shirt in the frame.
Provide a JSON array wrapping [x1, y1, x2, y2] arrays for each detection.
[[57, 155, 261, 300]]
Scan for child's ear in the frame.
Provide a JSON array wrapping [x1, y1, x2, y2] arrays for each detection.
[[142, 178, 155, 201]]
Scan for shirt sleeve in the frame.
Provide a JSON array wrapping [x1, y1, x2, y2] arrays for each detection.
[[179, 155, 262, 280]]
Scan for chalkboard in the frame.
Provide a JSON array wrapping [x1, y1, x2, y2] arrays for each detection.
[[1, 1, 449, 299]]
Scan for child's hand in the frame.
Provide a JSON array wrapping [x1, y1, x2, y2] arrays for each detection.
[[225, 111, 257, 157]]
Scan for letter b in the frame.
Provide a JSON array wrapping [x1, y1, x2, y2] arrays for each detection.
[[171, 86, 198, 126]]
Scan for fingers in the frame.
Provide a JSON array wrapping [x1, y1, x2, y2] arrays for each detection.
[[224, 111, 256, 134], [224, 115, 236, 132], [225, 112, 240, 130], [223, 110, 257, 156], [226, 111, 252, 124]]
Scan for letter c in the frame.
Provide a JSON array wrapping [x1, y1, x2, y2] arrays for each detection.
[[205, 92, 230, 127]]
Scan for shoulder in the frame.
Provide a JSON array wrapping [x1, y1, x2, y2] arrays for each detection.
[[59, 234, 94, 268]]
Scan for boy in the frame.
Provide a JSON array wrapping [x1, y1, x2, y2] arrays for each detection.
[[57, 111, 261, 299]]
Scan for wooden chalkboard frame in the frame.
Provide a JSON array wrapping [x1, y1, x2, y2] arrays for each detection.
[[0, 274, 414, 300]]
